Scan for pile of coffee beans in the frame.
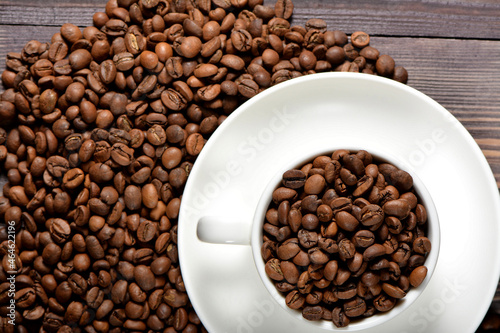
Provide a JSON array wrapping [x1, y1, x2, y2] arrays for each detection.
[[0, 0, 410, 331], [262, 149, 431, 327]]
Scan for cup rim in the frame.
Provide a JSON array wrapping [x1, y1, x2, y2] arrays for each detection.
[[250, 146, 441, 331]]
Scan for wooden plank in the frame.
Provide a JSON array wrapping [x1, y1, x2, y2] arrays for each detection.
[[2, 0, 500, 39], [289, 0, 500, 39], [0, 3, 98, 28]]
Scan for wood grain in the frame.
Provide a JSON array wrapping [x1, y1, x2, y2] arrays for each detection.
[[2, 0, 500, 39], [372, 36, 500, 187], [290, 0, 500, 39]]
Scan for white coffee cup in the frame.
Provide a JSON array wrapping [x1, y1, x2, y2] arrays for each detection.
[[196, 147, 440, 331]]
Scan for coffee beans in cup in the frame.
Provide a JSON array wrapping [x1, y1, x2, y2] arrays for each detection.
[[261, 149, 431, 327]]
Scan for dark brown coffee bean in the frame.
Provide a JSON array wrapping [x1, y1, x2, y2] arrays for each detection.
[[376, 54, 396, 77], [163, 288, 189, 308], [335, 211, 358, 232], [146, 124, 167, 146], [413, 236, 431, 255], [296, 271, 313, 294], [286, 290, 305, 310], [272, 187, 297, 204], [41, 243, 62, 266], [124, 185, 142, 210], [351, 31, 370, 48], [134, 265, 155, 291], [304, 174, 326, 195], [276, 238, 300, 260], [137, 220, 157, 242], [185, 133, 204, 156], [274, 0, 294, 19], [61, 23, 82, 44], [330, 197, 352, 214], [237, 79, 259, 98], [23, 305, 45, 321], [338, 238, 356, 261], [68, 273, 88, 296], [305, 18, 327, 32], [393, 66, 409, 84], [363, 244, 386, 261], [281, 261, 299, 284], [343, 297, 366, 317], [73, 253, 91, 272], [415, 204, 428, 224], [8, 186, 29, 206], [359, 204, 384, 227], [49, 218, 71, 243], [15, 287, 36, 309], [265, 258, 284, 281], [86, 235, 105, 259], [352, 230, 375, 248], [332, 307, 350, 327], [298, 229, 318, 249], [409, 266, 428, 287], [392, 243, 411, 265], [319, 261, 337, 282], [389, 169, 413, 192], [383, 199, 411, 219], [382, 283, 406, 299], [302, 305, 323, 321], [373, 294, 396, 312], [62, 168, 84, 190], [302, 213, 319, 230]]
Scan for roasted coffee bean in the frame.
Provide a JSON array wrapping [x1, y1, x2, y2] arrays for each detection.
[[281, 260, 299, 284], [375, 54, 395, 77], [286, 290, 305, 310], [382, 282, 406, 299], [185, 133, 204, 156], [304, 174, 326, 194], [373, 294, 396, 312], [276, 238, 300, 260], [275, 0, 294, 19], [335, 211, 359, 232], [15, 287, 36, 309], [134, 265, 155, 291], [332, 307, 350, 327], [302, 305, 323, 321], [413, 236, 432, 254], [383, 199, 411, 219], [338, 238, 356, 260], [265, 258, 284, 281], [282, 169, 306, 189], [308, 247, 329, 264], [409, 266, 428, 287], [330, 197, 351, 214], [298, 229, 318, 249], [415, 204, 428, 224], [344, 297, 367, 317], [49, 218, 71, 243], [352, 230, 375, 248]]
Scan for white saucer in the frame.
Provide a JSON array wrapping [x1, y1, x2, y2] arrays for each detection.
[[178, 72, 500, 333]]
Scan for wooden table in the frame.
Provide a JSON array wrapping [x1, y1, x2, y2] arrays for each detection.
[[1, 0, 499, 331]]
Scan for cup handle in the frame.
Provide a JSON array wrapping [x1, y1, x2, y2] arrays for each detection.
[[196, 216, 252, 245]]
